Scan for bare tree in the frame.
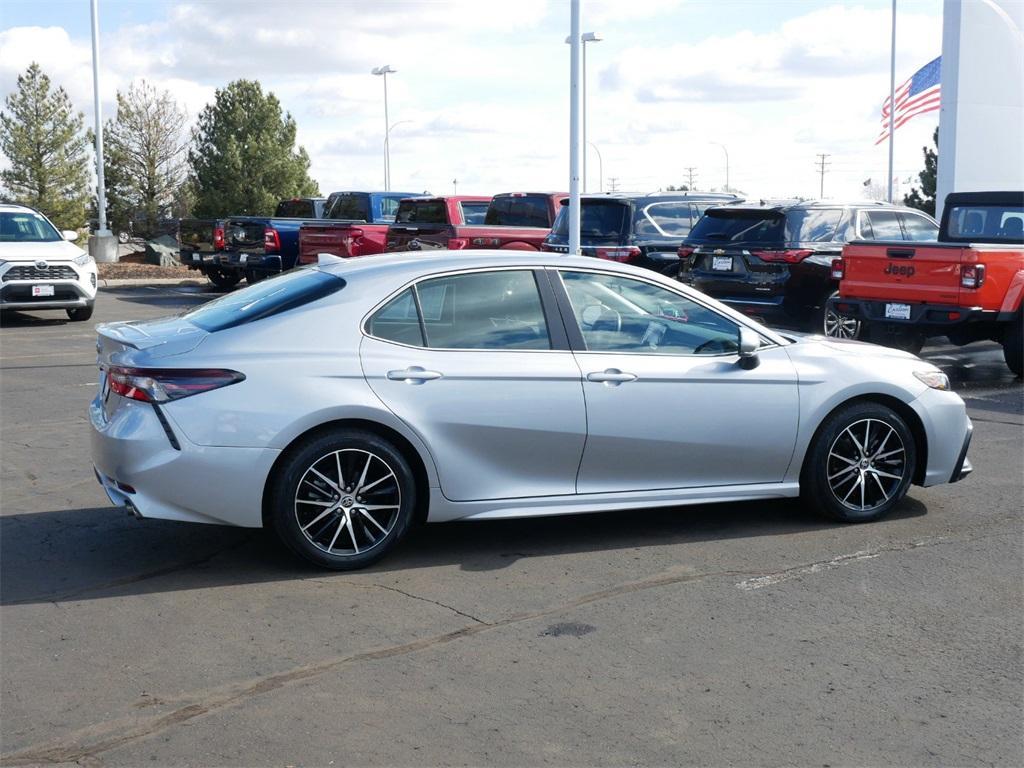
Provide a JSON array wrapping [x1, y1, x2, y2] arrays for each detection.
[[101, 81, 189, 239]]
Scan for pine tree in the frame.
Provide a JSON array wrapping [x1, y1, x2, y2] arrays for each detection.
[[102, 81, 190, 239], [0, 63, 91, 231], [903, 128, 938, 217], [189, 80, 319, 217]]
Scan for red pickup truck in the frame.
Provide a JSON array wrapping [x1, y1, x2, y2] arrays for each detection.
[[830, 191, 1023, 375], [386, 193, 566, 252], [296, 190, 420, 266]]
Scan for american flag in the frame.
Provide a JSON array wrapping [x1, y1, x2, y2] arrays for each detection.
[[875, 56, 941, 144]]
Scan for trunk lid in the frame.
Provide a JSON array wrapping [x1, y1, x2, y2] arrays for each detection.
[[96, 317, 208, 367], [841, 242, 965, 304], [223, 217, 267, 260]]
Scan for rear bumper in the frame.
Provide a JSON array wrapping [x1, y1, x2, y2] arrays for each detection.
[[89, 392, 279, 527], [830, 297, 997, 329], [220, 252, 283, 274]]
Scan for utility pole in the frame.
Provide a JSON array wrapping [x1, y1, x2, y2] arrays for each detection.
[[683, 167, 698, 191], [452, 178, 458, 195], [815, 153, 831, 199], [608, 176, 620, 192]]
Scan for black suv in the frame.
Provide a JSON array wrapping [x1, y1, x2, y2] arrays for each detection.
[[678, 200, 938, 335], [541, 192, 741, 272]]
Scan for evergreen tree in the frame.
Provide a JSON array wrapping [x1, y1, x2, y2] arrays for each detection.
[[903, 128, 938, 217], [0, 63, 91, 230], [100, 81, 190, 239], [189, 80, 319, 217]]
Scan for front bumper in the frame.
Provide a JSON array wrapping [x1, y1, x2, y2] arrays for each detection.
[[0, 261, 97, 310], [89, 391, 279, 528], [909, 386, 974, 487]]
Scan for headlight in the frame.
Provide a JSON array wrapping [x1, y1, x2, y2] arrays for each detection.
[[73, 253, 94, 267], [913, 370, 951, 390]]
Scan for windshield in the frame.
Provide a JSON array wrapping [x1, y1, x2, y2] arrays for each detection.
[[947, 204, 1024, 242], [184, 269, 345, 332], [553, 200, 631, 239], [0, 211, 62, 242]]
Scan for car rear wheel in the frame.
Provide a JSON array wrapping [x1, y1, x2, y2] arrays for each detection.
[[801, 402, 916, 523], [819, 291, 862, 340], [269, 429, 416, 570], [245, 269, 265, 285], [66, 304, 94, 322], [1002, 315, 1022, 377], [207, 268, 241, 291]]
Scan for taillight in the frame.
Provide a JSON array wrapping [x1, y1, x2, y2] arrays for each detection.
[[750, 249, 813, 263], [447, 238, 469, 250], [596, 246, 642, 262], [960, 264, 985, 289], [677, 246, 695, 259], [831, 258, 845, 280], [264, 227, 281, 253], [107, 367, 245, 403], [213, 226, 225, 251]]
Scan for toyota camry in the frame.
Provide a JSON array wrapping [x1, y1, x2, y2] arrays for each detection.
[[90, 252, 973, 569]]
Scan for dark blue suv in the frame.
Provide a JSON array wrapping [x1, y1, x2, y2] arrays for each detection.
[[541, 192, 741, 273]]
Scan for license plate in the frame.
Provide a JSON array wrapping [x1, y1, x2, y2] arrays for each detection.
[[712, 256, 733, 271], [32, 285, 55, 297], [239, 254, 248, 264], [885, 302, 912, 320], [191, 253, 200, 262]]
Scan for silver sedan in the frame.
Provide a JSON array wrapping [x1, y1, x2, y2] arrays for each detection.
[[90, 252, 973, 569]]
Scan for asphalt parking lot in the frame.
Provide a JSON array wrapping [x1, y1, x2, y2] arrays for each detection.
[[1, 285, 1022, 767]]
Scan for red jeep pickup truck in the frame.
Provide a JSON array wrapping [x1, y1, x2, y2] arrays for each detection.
[[386, 193, 566, 253], [830, 191, 1023, 375]]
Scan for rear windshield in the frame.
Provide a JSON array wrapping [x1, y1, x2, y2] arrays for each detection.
[[553, 200, 631, 238], [0, 211, 62, 242], [485, 195, 551, 227], [460, 201, 490, 225], [947, 204, 1024, 242], [274, 199, 322, 218], [326, 194, 371, 222], [396, 200, 449, 225], [184, 269, 345, 332], [688, 208, 842, 244]]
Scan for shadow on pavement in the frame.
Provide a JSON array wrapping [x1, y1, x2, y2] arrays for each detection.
[[0, 496, 927, 607]]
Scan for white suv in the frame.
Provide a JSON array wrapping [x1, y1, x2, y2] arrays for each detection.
[[0, 204, 98, 321]]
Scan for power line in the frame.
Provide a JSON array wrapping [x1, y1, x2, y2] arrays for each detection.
[[815, 153, 831, 199]]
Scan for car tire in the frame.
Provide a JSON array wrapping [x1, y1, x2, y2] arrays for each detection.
[[66, 304, 94, 322], [800, 401, 917, 523], [817, 291, 862, 340], [207, 268, 241, 291], [117, 231, 130, 244], [268, 429, 417, 570], [1002, 314, 1022, 377]]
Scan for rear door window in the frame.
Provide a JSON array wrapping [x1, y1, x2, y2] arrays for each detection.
[[460, 201, 490, 225], [863, 210, 904, 240], [785, 209, 842, 242], [379, 196, 403, 221], [185, 269, 345, 332], [634, 202, 692, 237], [899, 213, 939, 241], [414, 270, 550, 350], [367, 288, 424, 347]]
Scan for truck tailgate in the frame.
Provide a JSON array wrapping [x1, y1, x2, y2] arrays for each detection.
[[298, 221, 385, 264], [841, 241, 966, 304]]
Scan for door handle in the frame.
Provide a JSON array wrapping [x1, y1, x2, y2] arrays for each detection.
[[387, 366, 443, 384], [587, 369, 638, 384]]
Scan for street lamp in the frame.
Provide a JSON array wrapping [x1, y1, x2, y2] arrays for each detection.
[[709, 141, 729, 192], [371, 65, 396, 191], [588, 141, 603, 193], [566, 31, 602, 192], [383, 120, 413, 187]]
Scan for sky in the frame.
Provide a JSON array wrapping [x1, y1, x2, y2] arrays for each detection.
[[0, 0, 944, 201]]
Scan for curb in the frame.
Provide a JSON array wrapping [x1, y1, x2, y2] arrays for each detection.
[[99, 278, 206, 288]]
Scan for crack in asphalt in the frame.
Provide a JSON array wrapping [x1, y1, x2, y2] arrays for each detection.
[[0, 530, 1014, 765], [350, 581, 491, 626]]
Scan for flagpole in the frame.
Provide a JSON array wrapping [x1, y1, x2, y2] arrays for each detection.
[[887, 0, 896, 203]]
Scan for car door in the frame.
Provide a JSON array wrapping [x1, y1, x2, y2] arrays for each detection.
[[554, 269, 799, 493], [360, 267, 587, 502]]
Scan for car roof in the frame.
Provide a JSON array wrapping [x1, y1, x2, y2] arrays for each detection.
[[0, 203, 37, 213], [576, 191, 740, 202], [708, 199, 911, 214]]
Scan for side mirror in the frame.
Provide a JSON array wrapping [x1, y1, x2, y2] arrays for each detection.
[[738, 327, 760, 369], [62, 230, 79, 242]]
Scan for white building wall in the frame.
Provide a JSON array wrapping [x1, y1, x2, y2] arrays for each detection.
[[937, 0, 1024, 219]]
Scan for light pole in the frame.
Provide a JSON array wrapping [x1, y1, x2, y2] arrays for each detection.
[[710, 141, 729, 192], [371, 65, 396, 191], [89, 0, 115, 261], [588, 141, 603, 193], [567, 1, 583, 255], [566, 31, 602, 192], [383, 120, 412, 187]]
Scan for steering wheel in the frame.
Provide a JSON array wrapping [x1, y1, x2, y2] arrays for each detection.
[[693, 337, 734, 355]]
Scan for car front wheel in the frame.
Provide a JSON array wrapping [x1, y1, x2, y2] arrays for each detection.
[[66, 304, 94, 322], [269, 429, 416, 570], [801, 402, 917, 523]]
